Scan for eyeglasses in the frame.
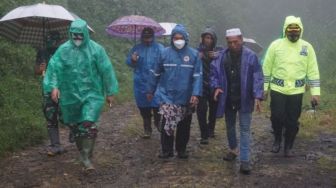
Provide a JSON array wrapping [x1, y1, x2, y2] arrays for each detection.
[[71, 33, 84, 40], [286, 27, 301, 32]]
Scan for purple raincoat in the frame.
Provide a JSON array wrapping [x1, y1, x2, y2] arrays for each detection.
[[210, 46, 264, 118]]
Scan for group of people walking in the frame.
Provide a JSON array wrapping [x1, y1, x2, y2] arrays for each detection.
[[37, 15, 320, 175]]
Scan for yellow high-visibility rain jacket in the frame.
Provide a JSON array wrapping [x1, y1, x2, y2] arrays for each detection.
[[263, 15, 320, 96]]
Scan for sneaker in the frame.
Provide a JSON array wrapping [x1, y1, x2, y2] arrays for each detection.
[[240, 161, 251, 175], [158, 152, 174, 159], [142, 131, 151, 139], [200, 138, 209, 145], [271, 141, 281, 153], [177, 151, 189, 159], [223, 151, 237, 161]]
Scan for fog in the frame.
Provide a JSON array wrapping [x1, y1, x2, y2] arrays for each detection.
[[206, 0, 336, 50]]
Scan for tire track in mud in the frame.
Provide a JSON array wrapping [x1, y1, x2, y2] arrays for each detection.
[[0, 103, 335, 187]]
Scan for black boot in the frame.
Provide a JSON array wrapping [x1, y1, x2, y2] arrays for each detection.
[[284, 128, 298, 158], [47, 126, 65, 156], [271, 134, 282, 153], [142, 117, 152, 139]]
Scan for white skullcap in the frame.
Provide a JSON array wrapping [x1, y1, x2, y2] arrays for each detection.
[[226, 28, 242, 37]]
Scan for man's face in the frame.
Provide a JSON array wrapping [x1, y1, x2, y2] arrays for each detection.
[[143, 37, 153, 45], [286, 24, 301, 43], [202, 34, 213, 49], [226, 35, 243, 53]]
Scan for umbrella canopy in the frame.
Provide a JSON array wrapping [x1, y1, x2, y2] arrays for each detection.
[[159, 22, 177, 36], [243, 37, 263, 54], [0, 3, 93, 48], [106, 15, 165, 41]]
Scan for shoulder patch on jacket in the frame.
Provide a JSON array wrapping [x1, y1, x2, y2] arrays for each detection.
[[300, 45, 308, 56], [183, 55, 190, 62]]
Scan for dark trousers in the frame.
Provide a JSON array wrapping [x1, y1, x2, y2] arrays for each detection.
[[270, 90, 303, 148], [161, 114, 192, 153], [196, 95, 218, 139], [138, 107, 160, 133]]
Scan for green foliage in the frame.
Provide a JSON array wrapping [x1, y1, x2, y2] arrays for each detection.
[[0, 39, 45, 156]]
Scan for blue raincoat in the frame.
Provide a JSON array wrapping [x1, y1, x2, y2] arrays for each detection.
[[210, 47, 263, 117], [148, 24, 202, 105], [126, 37, 164, 107]]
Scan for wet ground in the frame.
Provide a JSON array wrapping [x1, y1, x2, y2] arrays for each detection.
[[0, 103, 335, 187]]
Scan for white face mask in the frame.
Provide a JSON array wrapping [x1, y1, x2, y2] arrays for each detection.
[[73, 39, 82, 47], [173, 39, 185, 49]]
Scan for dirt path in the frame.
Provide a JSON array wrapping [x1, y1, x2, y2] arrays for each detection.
[[0, 103, 335, 187]]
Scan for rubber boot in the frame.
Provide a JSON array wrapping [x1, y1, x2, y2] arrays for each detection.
[[271, 132, 282, 153], [142, 117, 152, 139], [284, 128, 297, 158], [76, 137, 96, 171], [47, 126, 65, 156]]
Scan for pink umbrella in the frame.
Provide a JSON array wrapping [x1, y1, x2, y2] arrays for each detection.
[[106, 15, 165, 42]]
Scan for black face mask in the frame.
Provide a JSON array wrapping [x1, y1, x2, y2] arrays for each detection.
[[287, 33, 300, 43]]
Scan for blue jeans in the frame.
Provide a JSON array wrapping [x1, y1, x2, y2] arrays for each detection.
[[225, 108, 252, 162]]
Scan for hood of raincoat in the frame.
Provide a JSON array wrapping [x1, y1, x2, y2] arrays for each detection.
[[282, 15, 304, 38], [69, 19, 90, 47], [170, 24, 189, 49], [200, 27, 217, 49]]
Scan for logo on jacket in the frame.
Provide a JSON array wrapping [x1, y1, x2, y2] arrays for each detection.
[[183, 55, 190, 62], [300, 46, 308, 56]]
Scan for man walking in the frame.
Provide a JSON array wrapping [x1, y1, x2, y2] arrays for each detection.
[[211, 28, 263, 174], [44, 19, 119, 171], [263, 15, 320, 157], [126, 27, 164, 138]]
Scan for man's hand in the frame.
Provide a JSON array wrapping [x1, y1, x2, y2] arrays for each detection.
[[106, 95, 114, 108], [214, 88, 223, 101], [146, 93, 153, 101], [311, 95, 320, 106], [131, 52, 139, 63], [51, 88, 60, 103], [255, 99, 262, 113], [208, 51, 216, 58], [190, 96, 199, 107]]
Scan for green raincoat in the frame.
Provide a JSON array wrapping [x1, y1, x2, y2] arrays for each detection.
[[263, 16, 320, 96], [43, 19, 119, 124]]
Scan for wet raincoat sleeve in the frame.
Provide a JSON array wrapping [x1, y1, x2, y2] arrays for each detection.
[[306, 45, 320, 96], [210, 57, 222, 90], [252, 55, 264, 99], [126, 46, 137, 68], [43, 52, 60, 94], [262, 41, 276, 92], [192, 55, 203, 96], [97, 47, 119, 96], [148, 52, 163, 94]]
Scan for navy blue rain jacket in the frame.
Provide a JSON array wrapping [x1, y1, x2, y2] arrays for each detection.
[[148, 24, 202, 105], [210, 46, 264, 117]]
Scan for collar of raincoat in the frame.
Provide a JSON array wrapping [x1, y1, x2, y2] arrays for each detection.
[[170, 24, 189, 49], [69, 19, 90, 47], [282, 15, 304, 38]]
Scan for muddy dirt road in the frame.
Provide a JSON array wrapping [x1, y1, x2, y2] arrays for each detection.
[[0, 103, 335, 187]]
